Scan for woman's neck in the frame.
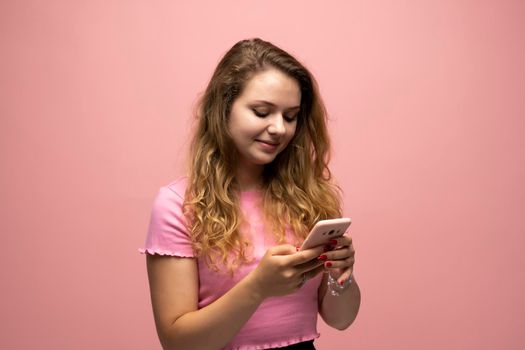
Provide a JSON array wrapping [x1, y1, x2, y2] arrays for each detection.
[[235, 160, 264, 191]]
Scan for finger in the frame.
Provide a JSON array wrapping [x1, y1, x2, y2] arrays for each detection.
[[287, 245, 326, 266], [323, 257, 355, 270], [298, 258, 326, 275], [337, 268, 354, 285], [296, 273, 306, 288], [270, 244, 298, 256], [331, 234, 352, 248], [321, 246, 354, 262], [305, 264, 326, 279]]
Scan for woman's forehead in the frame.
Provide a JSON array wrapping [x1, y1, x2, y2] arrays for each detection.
[[239, 69, 301, 107]]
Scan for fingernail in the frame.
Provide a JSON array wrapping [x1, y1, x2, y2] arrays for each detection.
[[296, 247, 300, 252], [339, 280, 345, 285], [317, 255, 327, 261], [325, 262, 332, 267], [330, 239, 338, 245]]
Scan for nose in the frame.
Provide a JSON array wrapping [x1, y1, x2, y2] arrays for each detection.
[[267, 114, 286, 136]]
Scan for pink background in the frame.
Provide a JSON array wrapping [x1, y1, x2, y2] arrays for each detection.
[[1, 1, 524, 349]]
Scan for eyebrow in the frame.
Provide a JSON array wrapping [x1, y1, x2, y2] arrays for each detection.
[[252, 100, 300, 111]]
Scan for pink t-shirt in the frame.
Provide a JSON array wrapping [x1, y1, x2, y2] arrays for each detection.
[[139, 177, 323, 350]]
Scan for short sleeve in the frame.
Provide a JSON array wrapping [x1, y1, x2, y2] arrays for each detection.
[[138, 184, 195, 257]]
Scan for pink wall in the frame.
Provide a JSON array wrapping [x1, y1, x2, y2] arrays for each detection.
[[1, 1, 524, 349]]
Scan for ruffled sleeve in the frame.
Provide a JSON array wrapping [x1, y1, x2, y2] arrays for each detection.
[[138, 184, 195, 257]]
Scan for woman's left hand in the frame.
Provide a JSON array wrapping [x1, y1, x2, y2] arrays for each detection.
[[321, 233, 355, 285]]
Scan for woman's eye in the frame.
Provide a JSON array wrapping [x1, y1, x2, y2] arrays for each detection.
[[252, 108, 297, 122], [252, 109, 268, 117]]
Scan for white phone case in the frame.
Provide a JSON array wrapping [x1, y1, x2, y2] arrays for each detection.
[[299, 218, 352, 251]]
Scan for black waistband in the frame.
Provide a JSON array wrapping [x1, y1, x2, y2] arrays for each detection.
[[269, 339, 316, 350]]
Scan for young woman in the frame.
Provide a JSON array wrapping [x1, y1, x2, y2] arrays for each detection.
[[139, 38, 361, 350]]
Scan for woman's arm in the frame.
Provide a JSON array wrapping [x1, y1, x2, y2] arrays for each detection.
[[316, 233, 361, 330], [146, 254, 264, 350], [146, 244, 325, 350], [318, 273, 361, 330]]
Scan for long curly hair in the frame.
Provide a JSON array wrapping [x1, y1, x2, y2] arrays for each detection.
[[182, 38, 342, 276]]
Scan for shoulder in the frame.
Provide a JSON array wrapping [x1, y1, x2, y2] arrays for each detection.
[[140, 176, 195, 257], [160, 176, 189, 200], [150, 176, 190, 219]]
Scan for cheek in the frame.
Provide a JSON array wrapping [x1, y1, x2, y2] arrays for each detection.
[[228, 117, 248, 141], [286, 124, 297, 140], [278, 127, 296, 151], [231, 115, 257, 137]]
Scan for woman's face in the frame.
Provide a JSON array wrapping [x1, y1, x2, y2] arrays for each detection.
[[228, 68, 301, 168]]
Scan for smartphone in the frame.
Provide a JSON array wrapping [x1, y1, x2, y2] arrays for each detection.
[[299, 218, 352, 251]]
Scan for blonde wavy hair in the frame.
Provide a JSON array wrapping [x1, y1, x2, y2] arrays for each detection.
[[182, 38, 342, 276]]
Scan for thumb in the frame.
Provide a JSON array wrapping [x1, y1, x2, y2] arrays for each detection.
[[270, 244, 297, 256]]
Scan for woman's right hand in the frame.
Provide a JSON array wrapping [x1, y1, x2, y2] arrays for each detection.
[[248, 244, 327, 299]]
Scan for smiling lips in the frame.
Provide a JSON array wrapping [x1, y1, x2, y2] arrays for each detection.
[[256, 139, 279, 146], [256, 139, 280, 151]]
